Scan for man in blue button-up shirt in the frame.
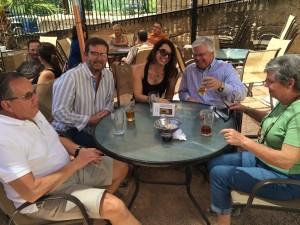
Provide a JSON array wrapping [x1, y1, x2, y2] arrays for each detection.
[[178, 37, 246, 109]]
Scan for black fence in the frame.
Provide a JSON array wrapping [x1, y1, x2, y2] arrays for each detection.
[[7, 0, 250, 38]]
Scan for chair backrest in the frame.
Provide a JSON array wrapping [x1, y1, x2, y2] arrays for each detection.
[[134, 48, 152, 64], [266, 37, 291, 56], [175, 46, 186, 73], [35, 79, 55, 122], [115, 64, 133, 107], [39, 36, 57, 46], [56, 38, 71, 59], [279, 14, 296, 40], [1, 50, 27, 72], [56, 38, 71, 68], [127, 33, 136, 47], [241, 49, 280, 82]]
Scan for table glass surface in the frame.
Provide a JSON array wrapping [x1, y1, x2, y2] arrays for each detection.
[[94, 102, 236, 166], [216, 48, 249, 61], [108, 46, 131, 55]]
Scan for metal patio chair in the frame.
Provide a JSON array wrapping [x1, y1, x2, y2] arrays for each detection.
[[232, 179, 300, 225], [240, 49, 280, 97], [253, 14, 297, 50], [114, 63, 133, 107], [0, 182, 93, 225]]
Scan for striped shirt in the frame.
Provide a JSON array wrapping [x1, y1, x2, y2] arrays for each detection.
[[52, 62, 114, 134], [178, 59, 246, 109]]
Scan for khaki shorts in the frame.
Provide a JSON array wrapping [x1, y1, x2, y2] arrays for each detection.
[[27, 156, 113, 220]]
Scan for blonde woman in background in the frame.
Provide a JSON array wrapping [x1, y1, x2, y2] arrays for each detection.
[[109, 23, 128, 47]]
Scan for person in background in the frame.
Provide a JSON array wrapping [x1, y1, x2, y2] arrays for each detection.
[[121, 30, 153, 65], [68, 24, 88, 69], [32, 42, 62, 84], [26, 39, 41, 62], [109, 24, 128, 47], [208, 54, 300, 225], [0, 72, 141, 225], [178, 36, 246, 109], [147, 21, 169, 45], [17, 39, 44, 80], [132, 39, 178, 103]]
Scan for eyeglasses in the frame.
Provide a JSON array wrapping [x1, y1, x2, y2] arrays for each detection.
[[262, 78, 276, 86], [193, 51, 210, 58], [89, 51, 108, 58], [212, 106, 231, 122], [153, 25, 161, 29], [5, 89, 36, 101], [221, 97, 234, 117], [158, 48, 172, 57]]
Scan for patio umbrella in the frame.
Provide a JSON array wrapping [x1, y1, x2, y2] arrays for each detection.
[[72, 0, 85, 61]]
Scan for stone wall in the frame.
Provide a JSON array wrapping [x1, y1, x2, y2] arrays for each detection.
[[87, 0, 299, 53]]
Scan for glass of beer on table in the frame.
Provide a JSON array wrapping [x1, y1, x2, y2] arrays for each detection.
[[199, 109, 214, 136], [125, 99, 135, 121]]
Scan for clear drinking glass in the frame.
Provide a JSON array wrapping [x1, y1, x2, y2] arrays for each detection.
[[125, 99, 135, 121], [112, 108, 125, 135], [199, 109, 214, 136], [148, 91, 159, 113]]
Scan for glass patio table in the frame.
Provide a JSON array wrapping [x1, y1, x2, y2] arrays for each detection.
[[216, 48, 249, 61], [93, 101, 237, 225]]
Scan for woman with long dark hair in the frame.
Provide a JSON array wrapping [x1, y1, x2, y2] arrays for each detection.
[[33, 42, 62, 84], [132, 39, 178, 102]]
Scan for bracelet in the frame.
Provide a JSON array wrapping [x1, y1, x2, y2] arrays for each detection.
[[245, 106, 251, 114], [74, 146, 84, 158]]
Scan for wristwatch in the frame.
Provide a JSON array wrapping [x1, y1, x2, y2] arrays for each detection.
[[74, 145, 84, 158], [217, 82, 225, 92]]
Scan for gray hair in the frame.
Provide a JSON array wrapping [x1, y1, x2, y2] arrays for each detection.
[[192, 36, 215, 52], [265, 54, 300, 91]]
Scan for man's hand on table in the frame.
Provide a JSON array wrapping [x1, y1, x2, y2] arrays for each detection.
[[89, 110, 110, 125]]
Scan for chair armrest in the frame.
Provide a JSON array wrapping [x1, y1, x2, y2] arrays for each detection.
[[258, 33, 279, 41], [247, 178, 300, 206], [15, 194, 93, 225]]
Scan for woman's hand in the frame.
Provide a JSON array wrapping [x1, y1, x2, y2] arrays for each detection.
[[156, 98, 171, 103], [229, 101, 248, 113], [220, 128, 249, 147]]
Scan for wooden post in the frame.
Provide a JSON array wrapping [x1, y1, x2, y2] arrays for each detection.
[[72, 0, 85, 62]]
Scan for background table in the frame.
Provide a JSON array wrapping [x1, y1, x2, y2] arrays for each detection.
[[216, 48, 249, 61], [94, 101, 237, 225]]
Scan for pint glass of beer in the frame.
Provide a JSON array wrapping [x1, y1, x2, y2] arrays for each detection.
[[199, 109, 214, 136]]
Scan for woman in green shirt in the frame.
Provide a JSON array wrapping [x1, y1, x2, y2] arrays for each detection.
[[209, 54, 300, 225]]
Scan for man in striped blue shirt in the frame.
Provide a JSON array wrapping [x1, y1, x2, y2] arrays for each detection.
[[52, 37, 128, 193], [178, 37, 246, 109]]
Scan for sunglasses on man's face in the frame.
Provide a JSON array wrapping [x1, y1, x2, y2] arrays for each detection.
[[158, 48, 172, 57]]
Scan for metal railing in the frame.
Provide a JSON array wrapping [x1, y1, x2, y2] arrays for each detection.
[[7, 0, 250, 38]]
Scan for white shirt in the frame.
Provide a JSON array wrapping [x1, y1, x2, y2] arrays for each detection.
[[0, 112, 70, 213]]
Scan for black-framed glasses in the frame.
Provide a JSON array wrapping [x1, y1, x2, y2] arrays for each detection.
[[221, 97, 234, 117], [193, 51, 210, 58], [89, 51, 108, 58], [4, 89, 36, 101], [158, 48, 172, 57], [212, 107, 231, 122]]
